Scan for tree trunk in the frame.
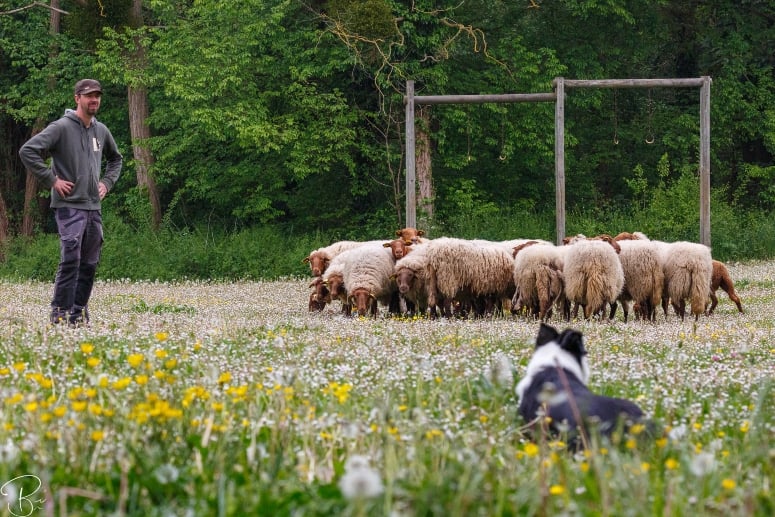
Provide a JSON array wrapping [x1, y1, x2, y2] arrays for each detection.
[[129, 0, 162, 229], [416, 107, 434, 229], [128, 84, 162, 229], [0, 191, 8, 260]]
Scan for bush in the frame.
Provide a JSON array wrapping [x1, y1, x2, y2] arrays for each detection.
[[1, 192, 773, 281]]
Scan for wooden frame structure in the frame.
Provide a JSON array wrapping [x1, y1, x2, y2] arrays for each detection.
[[404, 76, 712, 246]]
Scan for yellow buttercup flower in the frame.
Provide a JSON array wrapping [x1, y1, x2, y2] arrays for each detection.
[[523, 443, 539, 457], [127, 353, 144, 368], [549, 485, 565, 496]]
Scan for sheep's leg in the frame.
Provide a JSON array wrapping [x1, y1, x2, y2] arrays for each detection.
[[561, 299, 571, 321], [719, 277, 744, 313], [671, 299, 686, 321], [443, 298, 454, 318], [610, 301, 619, 321], [707, 291, 719, 316]]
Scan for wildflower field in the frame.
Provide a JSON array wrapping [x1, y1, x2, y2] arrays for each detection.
[[1, 261, 773, 516]]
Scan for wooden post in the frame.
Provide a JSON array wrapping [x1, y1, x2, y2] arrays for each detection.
[[699, 76, 712, 247], [403, 77, 710, 245], [554, 77, 566, 245], [405, 81, 417, 229]]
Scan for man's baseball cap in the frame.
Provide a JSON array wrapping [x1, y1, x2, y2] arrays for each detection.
[[74, 79, 103, 96]]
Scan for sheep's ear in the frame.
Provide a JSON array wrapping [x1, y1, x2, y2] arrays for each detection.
[[536, 323, 559, 348], [302, 257, 310, 264], [559, 329, 587, 357], [395, 230, 402, 237], [417, 230, 425, 236], [383, 242, 392, 248]]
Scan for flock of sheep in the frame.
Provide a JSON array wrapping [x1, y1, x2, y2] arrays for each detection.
[[304, 228, 743, 321]]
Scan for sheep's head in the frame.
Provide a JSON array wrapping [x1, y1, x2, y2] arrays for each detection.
[[325, 273, 345, 299], [348, 288, 376, 317], [304, 251, 330, 277], [309, 277, 331, 307], [394, 267, 417, 294], [384, 239, 412, 259], [395, 227, 425, 244]]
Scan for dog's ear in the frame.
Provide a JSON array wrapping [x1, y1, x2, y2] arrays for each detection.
[[536, 323, 559, 348], [559, 329, 587, 357]]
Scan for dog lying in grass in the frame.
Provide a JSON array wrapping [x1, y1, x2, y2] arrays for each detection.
[[516, 323, 657, 449]]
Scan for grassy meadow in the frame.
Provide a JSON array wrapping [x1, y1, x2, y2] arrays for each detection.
[[0, 260, 773, 516]]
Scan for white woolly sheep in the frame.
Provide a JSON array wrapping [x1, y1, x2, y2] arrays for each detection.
[[303, 240, 362, 277], [661, 241, 713, 320], [563, 237, 624, 320], [424, 237, 515, 318], [511, 242, 568, 321], [303, 239, 387, 277], [343, 244, 398, 318], [612, 238, 665, 322]]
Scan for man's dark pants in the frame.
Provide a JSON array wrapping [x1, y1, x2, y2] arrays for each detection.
[[50, 208, 103, 324]]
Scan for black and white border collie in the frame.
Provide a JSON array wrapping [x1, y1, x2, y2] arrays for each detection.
[[516, 323, 652, 448]]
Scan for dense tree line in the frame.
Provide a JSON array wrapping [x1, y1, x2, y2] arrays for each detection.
[[2, 1, 774, 250]]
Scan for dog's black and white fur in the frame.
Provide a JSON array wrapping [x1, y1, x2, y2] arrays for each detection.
[[516, 323, 650, 447]]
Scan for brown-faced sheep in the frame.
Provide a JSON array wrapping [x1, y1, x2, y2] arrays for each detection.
[[707, 259, 744, 315], [320, 250, 360, 316], [563, 237, 624, 320], [393, 243, 434, 316], [343, 245, 398, 318], [383, 239, 413, 260], [308, 277, 329, 312], [395, 227, 428, 244]]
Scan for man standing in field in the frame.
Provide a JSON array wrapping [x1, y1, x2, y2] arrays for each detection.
[[19, 78, 123, 326]]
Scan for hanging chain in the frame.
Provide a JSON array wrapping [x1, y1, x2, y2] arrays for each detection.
[[612, 89, 619, 145], [645, 89, 655, 144]]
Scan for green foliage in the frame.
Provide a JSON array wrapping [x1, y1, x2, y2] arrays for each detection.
[[437, 178, 499, 236], [0, 235, 60, 281], [2, 0, 775, 274]]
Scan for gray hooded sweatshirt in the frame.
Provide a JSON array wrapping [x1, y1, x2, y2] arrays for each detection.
[[19, 109, 123, 210]]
